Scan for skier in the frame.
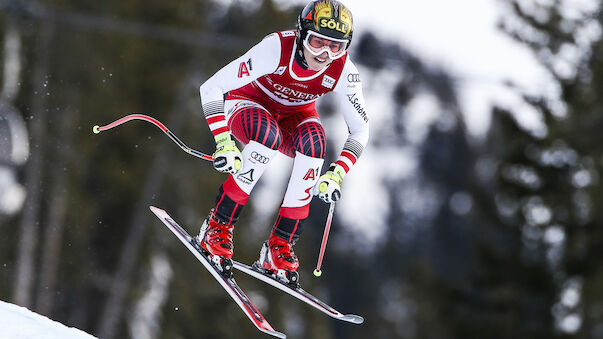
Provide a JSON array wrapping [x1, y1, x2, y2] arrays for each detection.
[[197, 0, 369, 284]]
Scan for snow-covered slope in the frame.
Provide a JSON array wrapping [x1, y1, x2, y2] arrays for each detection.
[[0, 300, 97, 339]]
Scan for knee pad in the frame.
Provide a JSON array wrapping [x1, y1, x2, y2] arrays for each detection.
[[232, 107, 283, 150], [293, 121, 326, 158]]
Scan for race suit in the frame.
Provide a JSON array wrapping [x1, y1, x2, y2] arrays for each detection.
[[199, 30, 369, 242]]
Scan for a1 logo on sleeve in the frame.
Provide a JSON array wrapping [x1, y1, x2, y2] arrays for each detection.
[[238, 58, 253, 78]]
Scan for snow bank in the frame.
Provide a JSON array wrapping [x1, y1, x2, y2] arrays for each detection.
[[0, 300, 97, 339]]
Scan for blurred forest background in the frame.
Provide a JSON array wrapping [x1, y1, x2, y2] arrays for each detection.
[[1, 0, 602, 338]]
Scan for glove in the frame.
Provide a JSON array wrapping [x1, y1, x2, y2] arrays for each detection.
[[212, 132, 242, 174], [313, 163, 346, 203]]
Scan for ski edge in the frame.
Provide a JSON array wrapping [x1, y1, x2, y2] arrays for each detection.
[[149, 206, 287, 339], [232, 261, 364, 325]]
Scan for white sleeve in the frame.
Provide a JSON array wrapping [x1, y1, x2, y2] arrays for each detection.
[[331, 58, 369, 172], [199, 33, 281, 136]]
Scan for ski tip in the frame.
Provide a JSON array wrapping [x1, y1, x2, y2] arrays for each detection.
[[343, 314, 364, 324], [149, 206, 162, 213], [266, 330, 287, 339], [259, 325, 286, 339]]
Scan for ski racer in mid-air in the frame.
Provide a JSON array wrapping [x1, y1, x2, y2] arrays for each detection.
[[197, 0, 369, 284]]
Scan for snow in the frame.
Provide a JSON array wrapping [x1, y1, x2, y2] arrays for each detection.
[[0, 300, 97, 339]]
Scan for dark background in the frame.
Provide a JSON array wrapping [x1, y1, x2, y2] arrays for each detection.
[[1, 1, 602, 338]]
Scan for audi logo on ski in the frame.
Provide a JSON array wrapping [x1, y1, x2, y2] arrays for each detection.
[[250, 151, 269, 164]]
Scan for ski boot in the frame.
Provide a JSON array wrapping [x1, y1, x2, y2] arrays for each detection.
[[195, 209, 234, 278], [253, 234, 300, 287]]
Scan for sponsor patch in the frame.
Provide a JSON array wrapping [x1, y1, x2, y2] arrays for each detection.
[[319, 18, 350, 34], [250, 151, 269, 164], [274, 66, 286, 75], [303, 168, 319, 181], [347, 93, 369, 123], [237, 169, 255, 184], [214, 158, 226, 168], [238, 61, 250, 78], [273, 83, 320, 101], [347, 73, 361, 83], [291, 82, 309, 88], [281, 31, 296, 37], [299, 186, 314, 202], [321, 75, 336, 89], [227, 101, 257, 115]]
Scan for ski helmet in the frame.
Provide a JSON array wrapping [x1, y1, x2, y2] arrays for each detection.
[[297, 0, 354, 50]]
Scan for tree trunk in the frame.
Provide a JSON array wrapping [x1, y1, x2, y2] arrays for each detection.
[[129, 252, 173, 339], [95, 73, 199, 339], [12, 20, 54, 308], [34, 90, 79, 315], [0, 12, 28, 220], [1, 18, 22, 102]]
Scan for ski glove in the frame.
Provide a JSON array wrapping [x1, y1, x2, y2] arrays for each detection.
[[212, 132, 242, 174], [313, 163, 346, 204]]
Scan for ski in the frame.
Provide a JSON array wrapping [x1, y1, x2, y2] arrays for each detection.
[[149, 206, 286, 339], [232, 261, 364, 325]]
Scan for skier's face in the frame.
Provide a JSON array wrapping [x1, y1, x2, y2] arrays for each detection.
[[303, 46, 330, 71]]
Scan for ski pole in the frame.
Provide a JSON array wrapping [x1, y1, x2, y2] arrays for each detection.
[[92, 114, 214, 162], [313, 202, 336, 277]]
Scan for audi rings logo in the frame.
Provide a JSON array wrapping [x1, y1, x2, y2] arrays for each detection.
[[347, 73, 361, 83], [250, 151, 269, 164]]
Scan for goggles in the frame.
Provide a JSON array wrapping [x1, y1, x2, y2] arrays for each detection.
[[303, 31, 348, 60]]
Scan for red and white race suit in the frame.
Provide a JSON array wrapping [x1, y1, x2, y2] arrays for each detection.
[[199, 30, 369, 242]]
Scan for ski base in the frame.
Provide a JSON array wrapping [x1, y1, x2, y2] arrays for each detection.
[[233, 261, 364, 325], [149, 206, 286, 339]]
